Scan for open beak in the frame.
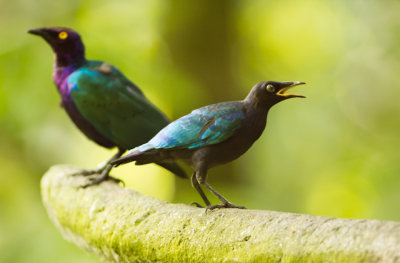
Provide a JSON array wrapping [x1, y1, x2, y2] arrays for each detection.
[[277, 81, 306, 98]]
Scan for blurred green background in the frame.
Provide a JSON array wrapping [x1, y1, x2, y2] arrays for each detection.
[[1, 0, 400, 262]]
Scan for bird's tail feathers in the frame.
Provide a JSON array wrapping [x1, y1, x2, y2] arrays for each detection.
[[111, 150, 187, 179], [111, 151, 143, 166]]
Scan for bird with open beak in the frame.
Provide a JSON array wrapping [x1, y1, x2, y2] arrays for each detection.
[[112, 81, 306, 210]]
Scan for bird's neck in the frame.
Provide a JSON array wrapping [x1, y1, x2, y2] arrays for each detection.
[[52, 58, 85, 90], [51, 44, 86, 100], [244, 102, 270, 122], [55, 51, 85, 68], [52, 45, 86, 86], [240, 102, 269, 145], [242, 93, 272, 137], [52, 39, 86, 67], [244, 93, 272, 116]]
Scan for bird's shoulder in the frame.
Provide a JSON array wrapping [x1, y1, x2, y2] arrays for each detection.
[[67, 60, 168, 118], [67, 60, 144, 96], [191, 101, 245, 119]]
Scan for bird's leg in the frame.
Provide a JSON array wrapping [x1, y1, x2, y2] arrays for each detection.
[[77, 148, 126, 188], [73, 148, 126, 176], [81, 164, 123, 188], [190, 172, 211, 208], [196, 167, 246, 210], [202, 182, 246, 210]]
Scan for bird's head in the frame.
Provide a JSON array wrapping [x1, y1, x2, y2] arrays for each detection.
[[28, 27, 85, 66], [246, 81, 306, 108]]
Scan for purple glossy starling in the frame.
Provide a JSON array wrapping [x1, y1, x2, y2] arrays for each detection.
[[28, 27, 186, 186], [111, 81, 306, 209]]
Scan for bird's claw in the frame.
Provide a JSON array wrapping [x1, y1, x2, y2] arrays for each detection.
[[205, 202, 246, 211], [190, 202, 204, 208], [71, 169, 103, 177], [81, 175, 124, 188]]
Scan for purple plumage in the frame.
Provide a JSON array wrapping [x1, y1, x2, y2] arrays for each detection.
[[30, 27, 113, 149], [54, 64, 116, 148], [28, 27, 187, 186]]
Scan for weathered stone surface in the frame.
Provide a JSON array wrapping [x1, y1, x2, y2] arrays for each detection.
[[41, 165, 400, 263]]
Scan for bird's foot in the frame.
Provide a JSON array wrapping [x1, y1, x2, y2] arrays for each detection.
[[71, 168, 103, 177], [81, 174, 124, 188], [190, 202, 204, 208], [206, 202, 246, 211]]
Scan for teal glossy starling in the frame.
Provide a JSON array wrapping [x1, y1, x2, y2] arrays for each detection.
[[112, 81, 305, 209]]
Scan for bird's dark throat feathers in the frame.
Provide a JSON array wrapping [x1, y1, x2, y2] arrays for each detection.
[[244, 89, 273, 114], [240, 99, 269, 141], [54, 45, 86, 68]]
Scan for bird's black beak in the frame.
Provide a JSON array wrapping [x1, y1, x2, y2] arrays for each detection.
[[28, 28, 45, 36], [277, 81, 306, 98], [27, 28, 54, 42], [28, 28, 58, 48]]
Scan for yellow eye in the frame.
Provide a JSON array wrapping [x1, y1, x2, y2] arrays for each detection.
[[59, 31, 68, 40], [266, 84, 275, 93]]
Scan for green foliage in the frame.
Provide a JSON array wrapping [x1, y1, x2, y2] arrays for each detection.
[[1, 0, 400, 262]]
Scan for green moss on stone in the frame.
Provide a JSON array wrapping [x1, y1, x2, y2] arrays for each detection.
[[41, 165, 400, 263]]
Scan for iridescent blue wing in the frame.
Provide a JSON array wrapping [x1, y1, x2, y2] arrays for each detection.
[[133, 101, 246, 152]]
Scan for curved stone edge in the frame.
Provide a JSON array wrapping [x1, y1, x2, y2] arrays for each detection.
[[41, 165, 400, 263]]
